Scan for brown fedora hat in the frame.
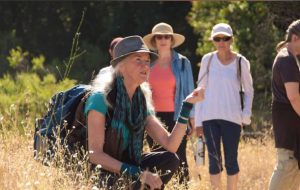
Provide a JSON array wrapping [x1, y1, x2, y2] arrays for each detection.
[[110, 35, 158, 67], [143, 22, 185, 50]]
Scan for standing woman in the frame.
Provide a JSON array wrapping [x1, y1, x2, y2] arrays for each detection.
[[195, 23, 254, 190], [268, 19, 300, 190], [143, 22, 195, 184], [86, 36, 204, 189]]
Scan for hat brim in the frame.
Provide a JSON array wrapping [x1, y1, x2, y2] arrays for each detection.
[[110, 50, 158, 67], [143, 33, 185, 50]]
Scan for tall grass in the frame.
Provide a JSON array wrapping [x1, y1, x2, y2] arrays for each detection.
[[0, 107, 276, 190]]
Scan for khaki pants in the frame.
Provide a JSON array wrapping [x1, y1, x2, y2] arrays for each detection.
[[269, 148, 300, 190]]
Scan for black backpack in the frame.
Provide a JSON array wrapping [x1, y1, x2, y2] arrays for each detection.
[[33, 85, 91, 163]]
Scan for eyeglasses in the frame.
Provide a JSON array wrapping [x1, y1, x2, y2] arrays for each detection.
[[155, 35, 172, 40], [213, 36, 232, 42]]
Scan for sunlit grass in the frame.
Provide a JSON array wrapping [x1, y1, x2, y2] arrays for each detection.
[[163, 136, 275, 190], [1, 114, 276, 190]]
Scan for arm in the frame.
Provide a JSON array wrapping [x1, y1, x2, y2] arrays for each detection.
[[146, 115, 185, 153], [146, 87, 205, 152], [87, 110, 123, 174], [241, 58, 254, 125], [285, 82, 300, 116]]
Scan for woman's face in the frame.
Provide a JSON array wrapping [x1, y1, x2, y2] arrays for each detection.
[[154, 35, 173, 52], [212, 34, 233, 52], [120, 52, 151, 86], [291, 34, 300, 54]]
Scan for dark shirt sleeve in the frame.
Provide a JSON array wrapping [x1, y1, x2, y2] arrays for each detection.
[[277, 56, 300, 83]]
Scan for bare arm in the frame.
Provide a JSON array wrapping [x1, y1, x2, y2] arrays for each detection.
[[285, 82, 300, 116], [241, 58, 254, 125], [87, 110, 122, 174], [146, 115, 187, 153], [146, 87, 205, 152]]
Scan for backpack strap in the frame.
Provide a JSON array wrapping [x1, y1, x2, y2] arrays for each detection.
[[236, 55, 244, 110], [197, 52, 214, 85], [67, 89, 91, 152]]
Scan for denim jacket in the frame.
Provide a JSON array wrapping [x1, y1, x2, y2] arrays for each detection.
[[171, 50, 195, 120]]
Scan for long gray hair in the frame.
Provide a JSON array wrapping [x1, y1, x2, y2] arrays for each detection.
[[276, 19, 300, 52], [91, 61, 155, 112]]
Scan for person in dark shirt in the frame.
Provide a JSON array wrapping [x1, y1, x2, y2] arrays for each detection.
[[269, 19, 300, 190]]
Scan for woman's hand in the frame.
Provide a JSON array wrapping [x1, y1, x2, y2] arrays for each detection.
[[185, 87, 205, 104], [140, 170, 163, 190]]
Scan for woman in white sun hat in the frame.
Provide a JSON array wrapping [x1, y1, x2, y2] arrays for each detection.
[[195, 23, 254, 190], [143, 22, 195, 185]]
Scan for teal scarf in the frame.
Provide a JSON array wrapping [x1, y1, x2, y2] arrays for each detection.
[[110, 76, 147, 164]]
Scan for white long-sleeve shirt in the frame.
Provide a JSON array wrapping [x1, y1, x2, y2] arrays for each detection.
[[195, 52, 254, 127]]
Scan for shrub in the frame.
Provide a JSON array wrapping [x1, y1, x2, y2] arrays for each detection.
[[0, 72, 76, 131]]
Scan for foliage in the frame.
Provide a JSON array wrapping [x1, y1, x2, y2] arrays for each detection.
[[0, 30, 22, 75], [32, 55, 45, 72], [265, 2, 300, 31], [0, 2, 196, 83], [0, 34, 81, 131], [68, 40, 104, 83], [0, 9, 87, 134], [188, 2, 283, 129], [6, 46, 49, 78], [6, 46, 29, 69], [0, 73, 76, 123]]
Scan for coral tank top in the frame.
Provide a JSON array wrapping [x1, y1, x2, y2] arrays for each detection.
[[149, 63, 176, 112]]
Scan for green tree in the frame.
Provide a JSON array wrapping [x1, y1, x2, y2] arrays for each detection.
[[0, 2, 197, 83]]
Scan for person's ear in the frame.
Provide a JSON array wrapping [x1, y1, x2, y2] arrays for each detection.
[[117, 61, 126, 74], [291, 34, 300, 42]]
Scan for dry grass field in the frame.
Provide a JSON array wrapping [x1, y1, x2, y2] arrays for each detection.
[[0, 123, 276, 190]]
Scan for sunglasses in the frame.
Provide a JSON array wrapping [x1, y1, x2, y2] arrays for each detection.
[[155, 35, 172, 40], [213, 36, 232, 42]]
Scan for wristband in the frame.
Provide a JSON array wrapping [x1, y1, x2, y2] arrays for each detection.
[[177, 101, 193, 124], [120, 163, 141, 180], [178, 116, 188, 124]]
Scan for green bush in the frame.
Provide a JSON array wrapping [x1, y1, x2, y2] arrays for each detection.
[[0, 72, 76, 131]]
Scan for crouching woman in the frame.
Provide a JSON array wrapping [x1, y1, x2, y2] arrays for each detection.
[[85, 36, 204, 189]]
